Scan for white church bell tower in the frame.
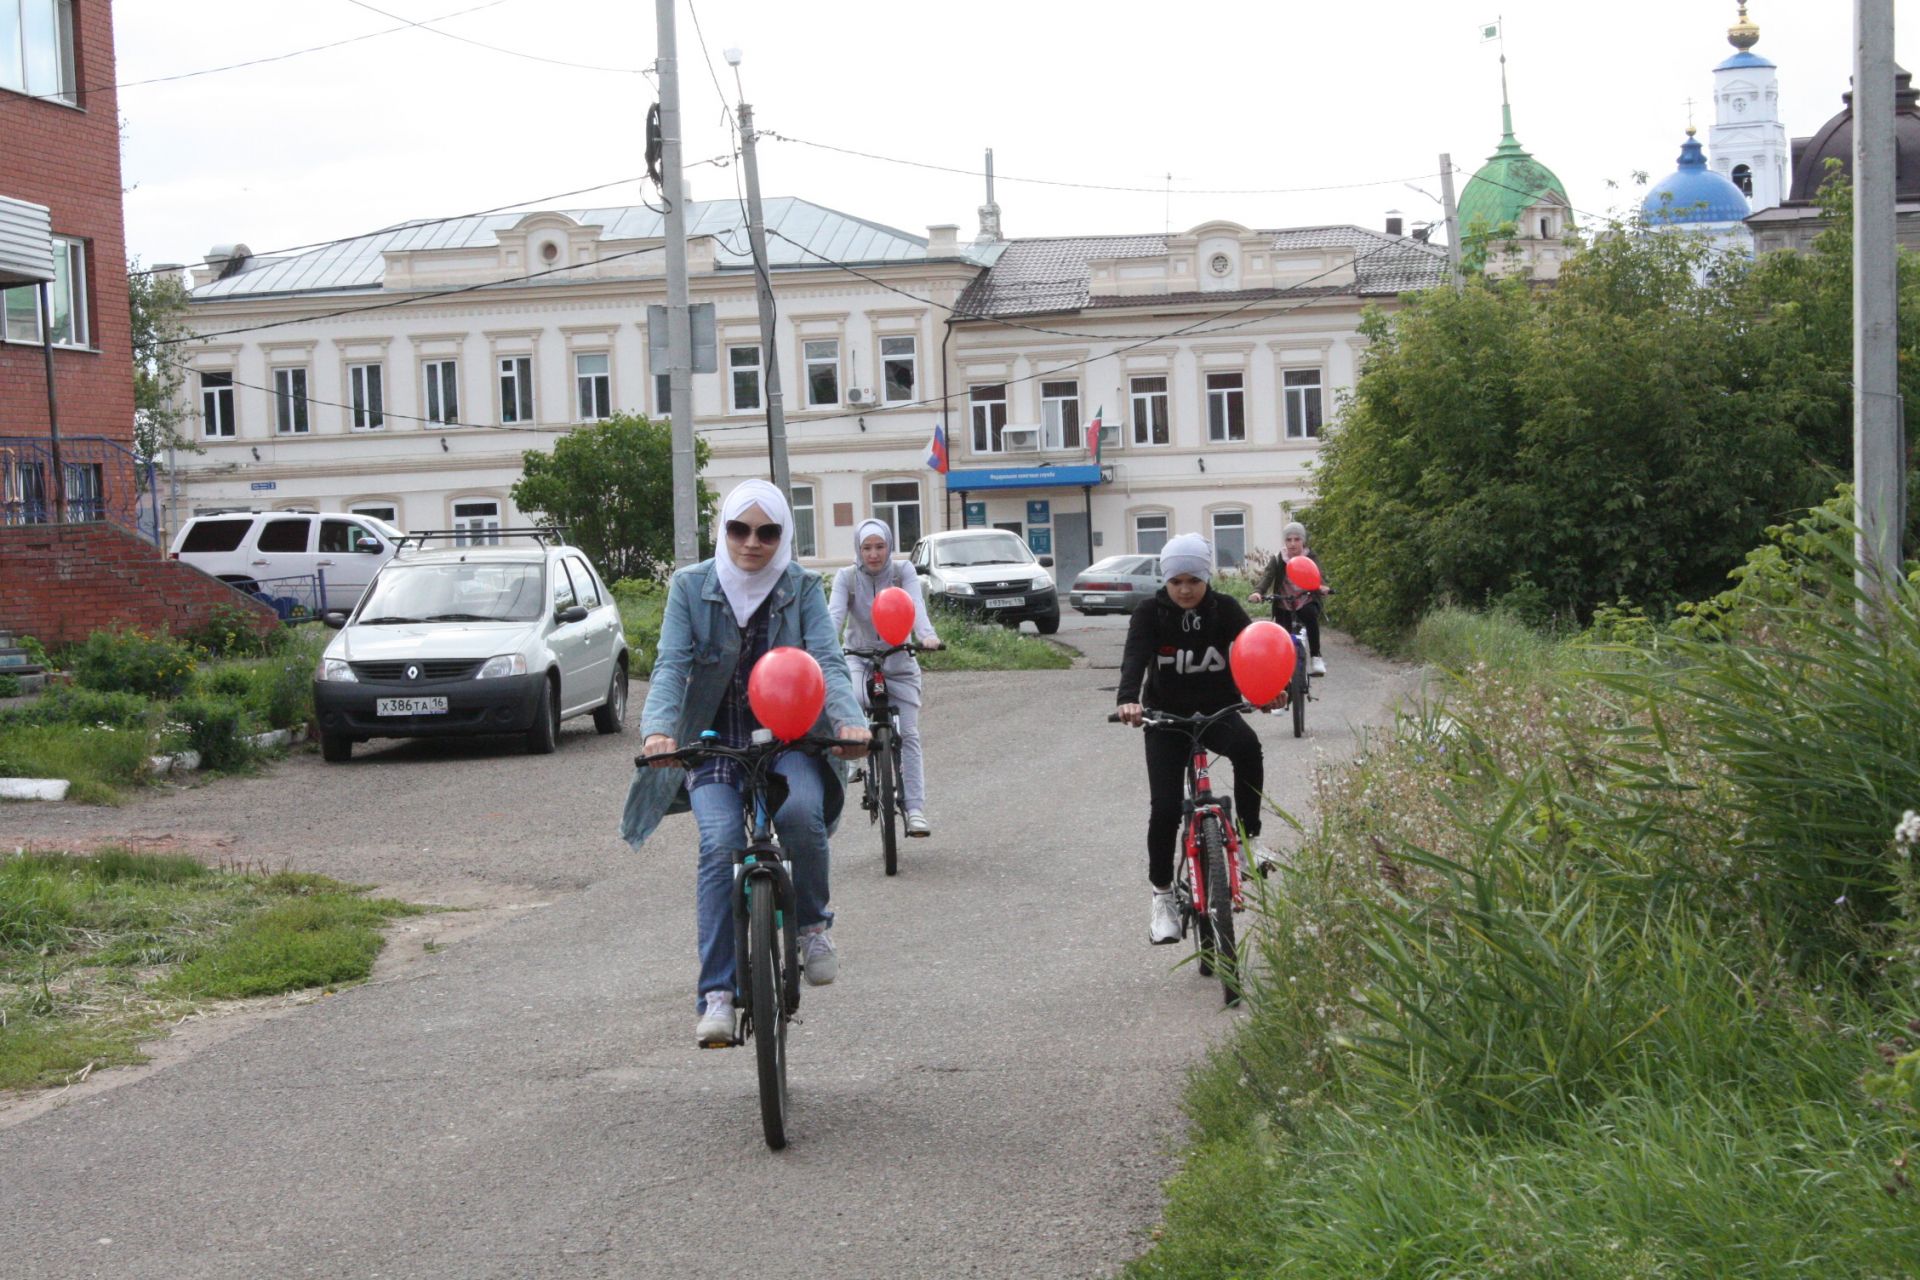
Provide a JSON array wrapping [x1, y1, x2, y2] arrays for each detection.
[[1708, 2, 1789, 212]]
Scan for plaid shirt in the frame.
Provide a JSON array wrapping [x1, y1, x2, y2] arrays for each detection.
[[687, 596, 773, 793]]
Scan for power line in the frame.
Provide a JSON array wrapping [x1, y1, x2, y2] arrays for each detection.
[[341, 0, 656, 77], [0, 0, 513, 110], [761, 132, 1446, 197], [160, 241, 670, 345]]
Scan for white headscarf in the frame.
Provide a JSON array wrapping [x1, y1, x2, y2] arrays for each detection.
[[849, 518, 897, 615], [714, 480, 794, 626]]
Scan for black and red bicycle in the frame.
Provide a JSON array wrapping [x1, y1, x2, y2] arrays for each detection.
[[1108, 701, 1252, 1005]]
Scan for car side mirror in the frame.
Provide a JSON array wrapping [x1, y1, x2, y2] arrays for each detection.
[[556, 604, 590, 624], [322, 610, 348, 629], [355, 538, 382, 554], [1038, 555, 1054, 568], [914, 562, 929, 575]]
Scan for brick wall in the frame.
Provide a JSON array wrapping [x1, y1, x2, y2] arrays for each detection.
[[0, 523, 278, 647], [0, 0, 135, 446]]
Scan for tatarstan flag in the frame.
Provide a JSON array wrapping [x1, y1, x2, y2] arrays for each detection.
[[1086, 406, 1105, 466]]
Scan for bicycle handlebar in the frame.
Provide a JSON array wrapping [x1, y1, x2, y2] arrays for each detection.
[[844, 642, 924, 661], [1108, 702, 1256, 731], [636, 732, 851, 770]]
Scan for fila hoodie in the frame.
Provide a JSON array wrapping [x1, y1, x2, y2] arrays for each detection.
[[1117, 586, 1254, 716]]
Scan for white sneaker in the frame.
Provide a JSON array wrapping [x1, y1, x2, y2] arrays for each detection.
[[695, 990, 735, 1047], [1310, 655, 1327, 677], [800, 926, 838, 985], [1149, 890, 1181, 945], [906, 809, 930, 837]]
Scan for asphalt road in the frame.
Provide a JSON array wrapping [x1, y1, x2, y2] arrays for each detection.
[[0, 611, 1417, 1279]]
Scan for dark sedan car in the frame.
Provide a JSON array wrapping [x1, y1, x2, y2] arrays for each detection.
[[1068, 554, 1162, 615]]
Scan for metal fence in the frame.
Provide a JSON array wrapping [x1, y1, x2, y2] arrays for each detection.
[[0, 436, 160, 544]]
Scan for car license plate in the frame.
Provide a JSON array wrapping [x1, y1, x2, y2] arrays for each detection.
[[377, 697, 447, 716], [1082, 594, 1106, 604], [984, 596, 1021, 609]]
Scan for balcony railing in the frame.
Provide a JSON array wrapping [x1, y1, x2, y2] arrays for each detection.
[[0, 436, 161, 545]]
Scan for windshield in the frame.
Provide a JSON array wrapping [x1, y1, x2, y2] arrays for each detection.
[[933, 533, 1035, 568], [361, 516, 406, 542], [355, 561, 545, 623]]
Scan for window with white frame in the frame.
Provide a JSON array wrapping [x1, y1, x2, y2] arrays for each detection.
[[348, 363, 385, 431], [803, 339, 839, 408], [1130, 375, 1170, 446], [2, 0, 76, 104], [199, 371, 235, 438], [575, 352, 611, 421], [790, 483, 818, 558], [969, 383, 1008, 453], [728, 344, 762, 412], [1206, 372, 1245, 442], [1041, 380, 1081, 451], [272, 367, 310, 435], [871, 480, 922, 550], [453, 499, 501, 546], [1211, 510, 1247, 569], [1, 237, 86, 347], [498, 356, 534, 424], [1284, 368, 1324, 439], [350, 502, 399, 525], [1134, 512, 1169, 555], [881, 336, 917, 404], [422, 359, 459, 426]]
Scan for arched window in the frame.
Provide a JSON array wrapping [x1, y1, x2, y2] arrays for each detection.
[[1732, 164, 1753, 197]]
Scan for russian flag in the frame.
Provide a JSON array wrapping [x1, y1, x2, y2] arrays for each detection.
[[926, 421, 949, 473]]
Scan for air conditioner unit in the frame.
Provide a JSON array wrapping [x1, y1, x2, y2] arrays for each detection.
[[1001, 424, 1040, 452], [847, 387, 874, 406]]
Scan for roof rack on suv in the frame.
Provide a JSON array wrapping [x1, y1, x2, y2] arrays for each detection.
[[393, 527, 571, 554]]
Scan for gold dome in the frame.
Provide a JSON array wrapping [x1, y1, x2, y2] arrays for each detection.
[[1728, 2, 1760, 52]]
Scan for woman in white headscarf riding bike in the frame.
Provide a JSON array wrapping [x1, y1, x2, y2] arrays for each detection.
[[829, 518, 944, 835]]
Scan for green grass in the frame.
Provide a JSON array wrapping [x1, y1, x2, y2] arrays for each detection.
[[1406, 603, 1563, 674], [918, 607, 1072, 671], [0, 849, 425, 1090], [0, 723, 156, 804]]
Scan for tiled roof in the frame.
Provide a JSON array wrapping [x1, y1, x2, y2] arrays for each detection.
[[953, 225, 1446, 319], [191, 198, 994, 300]]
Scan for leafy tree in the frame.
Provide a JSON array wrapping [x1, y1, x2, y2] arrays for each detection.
[[510, 412, 714, 581], [128, 261, 196, 464], [1310, 175, 1920, 648]]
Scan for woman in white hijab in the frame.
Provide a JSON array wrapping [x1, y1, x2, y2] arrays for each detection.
[[829, 518, 944, 835], [626, 479, 869, 1048]]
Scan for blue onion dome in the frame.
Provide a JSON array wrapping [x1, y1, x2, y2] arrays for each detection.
[[1642, 131, 1752, 224]]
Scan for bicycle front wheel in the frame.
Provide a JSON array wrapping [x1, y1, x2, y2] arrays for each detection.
[[1291, 647, 1309, 739], [875, 728, 900, 876], [748, 882, 789, 1149], [1200, 815, 1238, 1005]]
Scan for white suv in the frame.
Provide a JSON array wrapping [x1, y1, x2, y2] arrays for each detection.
[[170, 512, 404, 612], [311, 533, 629, 762]]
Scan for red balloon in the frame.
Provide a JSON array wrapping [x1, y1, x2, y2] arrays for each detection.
[[748, 647, 827, 742], [1230, 620, 1297, 706], [872, 586, 916, 646], [1285, 556, 1323, 592]]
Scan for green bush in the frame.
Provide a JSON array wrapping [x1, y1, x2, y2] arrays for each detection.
[[0, 686, 153, 731], [195, 664, 259, 705], [181, 604, 277, 659], [0, 673, 18, 699], [167, 695, 255, 772], [69, 628, 195, 700], [613, 576, 666, 677]]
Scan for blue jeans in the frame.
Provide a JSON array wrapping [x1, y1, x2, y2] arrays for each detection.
[[688, 754, 833, 1004]]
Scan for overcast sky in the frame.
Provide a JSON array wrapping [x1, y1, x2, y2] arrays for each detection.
[[113, 1, 1889, 273]]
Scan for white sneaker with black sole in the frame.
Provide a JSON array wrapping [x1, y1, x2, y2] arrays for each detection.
[[1149, 890, 1181, 945]]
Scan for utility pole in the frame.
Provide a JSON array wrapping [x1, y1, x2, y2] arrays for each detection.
[[1854, 0, 1904, 605], [1438, 153, 1464, 289], [656, 0, 699, 567], [732, 80, 789, 499]]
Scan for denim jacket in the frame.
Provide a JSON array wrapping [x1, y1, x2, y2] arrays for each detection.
[[620, 558, 864, 850]]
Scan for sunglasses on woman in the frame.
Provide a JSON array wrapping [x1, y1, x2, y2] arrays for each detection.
[[725, 519, 783, 543]]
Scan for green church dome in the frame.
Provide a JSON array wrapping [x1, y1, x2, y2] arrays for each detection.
[[1457, 102, 1569, 236]]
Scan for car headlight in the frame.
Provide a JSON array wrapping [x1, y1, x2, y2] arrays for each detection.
[[317, 658, 357, 683], [476, 653, 529, 679], [1031, 576, 1052, 591], [945, 581, 975, 596]]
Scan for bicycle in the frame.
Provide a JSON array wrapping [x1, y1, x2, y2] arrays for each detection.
[[640, 727, 847, 1150], [1107, 701, 1255, 1006], [844, 642, 924, 876], [1283, 620, 1311, 739]]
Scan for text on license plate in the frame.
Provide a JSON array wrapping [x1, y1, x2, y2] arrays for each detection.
[[1081, 594, 1106, 604], [377, 697, 448, 716], [984, 596, 1021, 609]]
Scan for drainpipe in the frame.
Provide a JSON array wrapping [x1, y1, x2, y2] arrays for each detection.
[[37, 282, 66, 522], [941, 315, 954, 533]]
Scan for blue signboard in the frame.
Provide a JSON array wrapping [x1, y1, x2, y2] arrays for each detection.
[[1028, 528, 1052, 555], [945, 464, 1104, 492], [1026, 499, 1051, 526], [963, 501, 987, 527], [249, 481, 277, 491]]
